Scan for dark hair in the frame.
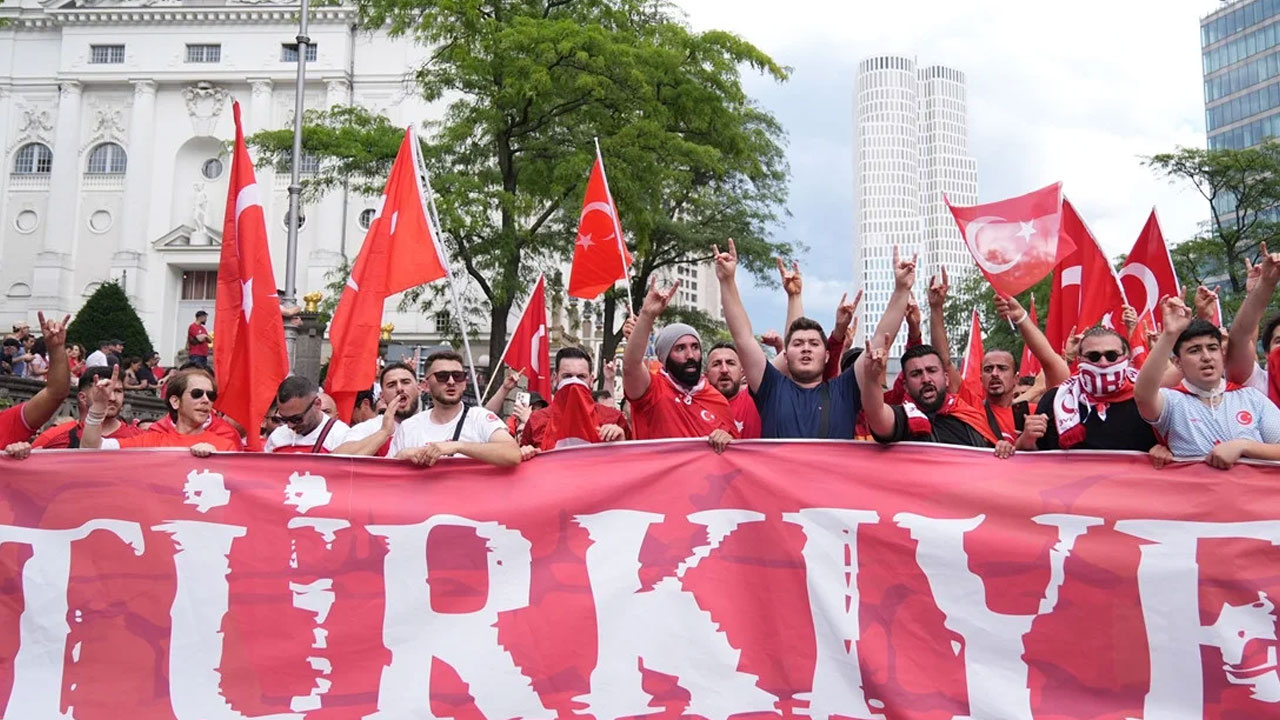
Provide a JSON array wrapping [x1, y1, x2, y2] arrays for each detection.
[[78, 365, 115, 393], [528, 391, 549, 409], [177, 361, 214, 379], [555, 346, 593, 374], [195, 310, 207, 318], [123, 355, 140, 368], [424, 350, 464, 373], [592, 390, 613, 402], [379, 361, 417, 386], [1174, 319, 1223, 356], [840, 346, 863, 374], [785, 317, 827, 347], [30, 338, 46, 356], [1080, 326, 1130, 353], [709, 341, 737, 354], [276, 375, 319, 404], [147, 352, 160, 362], [163, 370, 216, 420], [901, 343, 943, 368], [3, 338, 19, 348], [98, 339, 113, 350], [355, 389, 376, 408], [1262, 314, 1280, 353]]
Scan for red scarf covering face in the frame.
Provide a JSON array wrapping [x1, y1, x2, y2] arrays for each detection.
[[1268, 346, 1280, 409], [901, 392, 999, 446], [1053, 362, 1138, 449], [540, 378, 601, 450]]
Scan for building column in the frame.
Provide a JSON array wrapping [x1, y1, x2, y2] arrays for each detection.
[[306, 77, 352, 295], [0, 84, 13, 282], [114, 79, 157, 309], [247, 78, 273, 133], [32, 80, 83, 317]]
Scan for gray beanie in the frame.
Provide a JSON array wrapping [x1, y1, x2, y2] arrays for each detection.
[[654, 323, 701, 363]]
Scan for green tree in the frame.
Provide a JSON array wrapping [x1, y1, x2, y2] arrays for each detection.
[[941, 271, 1052, 366], [67, 282, 155, 360]]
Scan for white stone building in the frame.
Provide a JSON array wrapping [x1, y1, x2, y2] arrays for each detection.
[[852, 55, 978, 354], [0, 0, 724, 367]]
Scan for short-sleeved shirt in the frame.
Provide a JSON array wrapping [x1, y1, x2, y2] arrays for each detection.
[[520, 403, 630, 447], [188, 322, 210, 357], [875, 404, 994, 448], [1035, 389, 1156, 452], [388, 406, 508, 456], [264, 417, 350, 453], [0, 403, 35, 446], [1152, 386, 1280, 457], [342, 415, 398, 456], [102, 428, 240, 451], [628, 370, 737, 440], [84, 350, 109, 369], [33, 420, 143, 449], [726, 389, 762, 439], [751, 363, 861, 439]]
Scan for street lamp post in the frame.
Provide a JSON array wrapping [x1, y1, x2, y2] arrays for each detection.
[[282, 0, 312, 369]]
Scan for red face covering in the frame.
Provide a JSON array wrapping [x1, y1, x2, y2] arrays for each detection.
[[540, 379, 601, 450]]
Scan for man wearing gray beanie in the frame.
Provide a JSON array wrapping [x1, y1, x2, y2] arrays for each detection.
[[621, 278, 738, 452]]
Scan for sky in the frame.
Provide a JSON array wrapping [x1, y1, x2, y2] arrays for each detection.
[[678, 0, 1220, 330]]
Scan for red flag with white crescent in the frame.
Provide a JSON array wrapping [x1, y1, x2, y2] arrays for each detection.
[[568, 153, 632, 299], [1119, 210, 1181, 323], [501, 274, 552, 400], [959, 309, 985, 406], [213, 101, 288, 451], [948, 183, 1074, 297], [1046, 199, 1128, 352]]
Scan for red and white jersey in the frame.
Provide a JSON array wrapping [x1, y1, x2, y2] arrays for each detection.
[[264, 416, 350, 454]]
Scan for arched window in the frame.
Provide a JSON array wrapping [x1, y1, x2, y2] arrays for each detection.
[[13, 143, 53, 175], [86, 142, 127, 174]]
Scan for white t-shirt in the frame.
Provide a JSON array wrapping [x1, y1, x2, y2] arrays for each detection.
[[388, 405, 507, 456], [338, 415, 401, 456], [84, 350, 109, 368], [264, 417, 350, 453], [1152, 385, 1280, 457], [1246, 363, 1269, 393]]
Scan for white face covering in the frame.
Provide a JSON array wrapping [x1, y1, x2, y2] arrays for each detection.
[[1180, 377, 1227, 401], [555, 377, 590, 392], [1077, 359, 1131, 397]]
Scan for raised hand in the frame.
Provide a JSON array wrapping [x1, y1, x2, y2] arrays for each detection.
[[501, 368, 524, 391], [1246, 256, 1263, 295], [602, 359, 617, 385], [905, 294, 922, 330], [994, 293, 1025, 323], [621, 314, 637, 341], [1121, 305, 1138, 335], [1160, 296, 1193, 337], [927, 266, 950, 310], [89, 365, 119, 411], [1258, 241, 1280, 287], [37, 311, 71, 351], [864, 333, 890, 377], [640, 277, 680, 319], [713, 238, 740, 282], [1063, 325, 1083, 363], [776, 257, 803, 297], [760, 329, 784, 353], [1194, 285, 1221, 321], [836, 290, 863, 330], [893, 246, 918, 292]]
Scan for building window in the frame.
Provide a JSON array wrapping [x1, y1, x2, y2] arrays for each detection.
[[185, 44, 221, 63], [201, 158, 224, 180], [434, 310, 453, 333], [13, 143, 53, 175], [281, 43, 318, 62], [181, 270, 217, 301], [86, 142, 127, 175], [90, 44, 125, 64], [358, 207, 376, 230]]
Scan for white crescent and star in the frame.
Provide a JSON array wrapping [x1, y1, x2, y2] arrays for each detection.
[[578, 201, 618, 249], [1118, 263, 1160, 319], [963, 215, 1023, 275]]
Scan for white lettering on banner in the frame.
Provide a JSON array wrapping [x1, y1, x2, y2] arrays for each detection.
[[153, 520, 301, 720], [364, 515, 549, 720], [573, 509, 777, 720], [183, 469, 230, 514], [783, 509, 884, 720], [894, 513, 1103, 720], [1114, 520, 1280, 719], [0, 521, 145, 720]]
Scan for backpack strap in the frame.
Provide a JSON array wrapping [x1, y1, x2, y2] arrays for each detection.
[[451, 404, 471, 443], [310, 417, 339, 453], [983, 400, 1005, 443], [818, 382, 832, 439]]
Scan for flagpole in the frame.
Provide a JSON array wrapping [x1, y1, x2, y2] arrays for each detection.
[[594, 137, 634, 314], [408, 127, 483, 406], [480, 274, 543, 399], [281, 0, 311, 371]]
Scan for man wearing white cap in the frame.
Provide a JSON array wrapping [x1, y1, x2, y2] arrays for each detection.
[[622, 278, 738, 452]]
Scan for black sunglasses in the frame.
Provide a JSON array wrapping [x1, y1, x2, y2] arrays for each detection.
[[188, 388, 217, 401], [432, 370, 468, 384], [1081, 350, 1123, 363]]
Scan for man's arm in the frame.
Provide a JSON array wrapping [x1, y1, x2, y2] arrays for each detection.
[[778, 257, 804, 333], [78, 364, 117, 449], [825, 291, 862, 379], [1136, 297, 1192, 422], [446, 428, 521, 468], [856, 333, 897, 438], [623, 279, 680, 401], [716, 239, 769, 392], [994, 294, 1071, 386], [926, 266, 950, 362], [871, 247, 917, 353], [484, 369, 523, 414], [331, 395, 403, 455], [1228, 246, 1280, 384], [21, 312, 70, 431]]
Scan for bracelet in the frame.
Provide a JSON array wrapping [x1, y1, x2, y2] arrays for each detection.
[[1013, 312, 1029, 325], [84, 409, 106, 427]]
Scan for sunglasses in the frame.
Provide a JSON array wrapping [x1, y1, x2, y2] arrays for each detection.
[[432, 370, 468, 384], [187, 388, 217, 401], [1081, 350, 1123, 363]]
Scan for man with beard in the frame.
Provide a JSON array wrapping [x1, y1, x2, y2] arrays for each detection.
[[1137, 299, 1280, 470], [29, 366, 143, 449], [390, 350, 520, 467], [520, 347, 629, 452], [706, 342, 761, 439], [264, 376, 349, 453], [623, 277, 737, 452], [333, 362, 418, 456], [716, 238, 861, 439], [1227, 243, 1280, 405], [79, 366, 237, 455]]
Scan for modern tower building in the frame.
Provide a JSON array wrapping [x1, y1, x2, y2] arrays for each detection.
[[853, 55, 977, 356], [1202, 0, 1280, 151]]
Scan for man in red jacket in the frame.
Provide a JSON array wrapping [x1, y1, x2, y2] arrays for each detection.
[[520, 347, 628, 456]]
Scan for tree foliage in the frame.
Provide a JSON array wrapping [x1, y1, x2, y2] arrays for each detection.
[[941, 271, 1052, 366], [67, 282, 155, 360]]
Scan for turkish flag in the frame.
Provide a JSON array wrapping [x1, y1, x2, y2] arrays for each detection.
[[501, 274, 552, 400], [1045, 199, 1128, 351], [948, 183, 1073, 297], [1119, 210, 1181, 323], [568, 153, 632, 299], [325, 127, 448, 421], [1130, 310, 1154, 369], [1019, 296, 1042, 378], [958, 309, 985, 406], [539, 378, 600, 450], [213, 101, 288, 451]]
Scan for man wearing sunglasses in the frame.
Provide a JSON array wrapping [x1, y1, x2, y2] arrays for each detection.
[[389, 350, 520, 467], [79, 366, 238, 455], [264, 376, 349, 454], [333, 362, 421, 456]]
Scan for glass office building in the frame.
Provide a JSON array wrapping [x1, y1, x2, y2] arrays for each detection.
[[1203, 0, 1280, 149]]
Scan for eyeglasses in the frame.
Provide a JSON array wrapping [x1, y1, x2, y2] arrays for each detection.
[[188, 388, 217, 401], [432, 370, 468, 384], [1081, 350, 1123, 363]]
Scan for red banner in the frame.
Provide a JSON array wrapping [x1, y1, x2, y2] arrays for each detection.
[[1, 442, 1279, 719]]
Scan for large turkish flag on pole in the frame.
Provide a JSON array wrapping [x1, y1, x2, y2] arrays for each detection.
[[958, 309, 985, 406], [325, 127, 448, 421], [500, 274, 552, 401], [1119, 210, 1181, 323], [213, 101, 288, 451], [948, 183, 1073, 297], [1045, 199, 1128, 352], [568, 146, 632, 300]]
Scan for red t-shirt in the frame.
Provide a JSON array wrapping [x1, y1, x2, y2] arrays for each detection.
[[150, 414, 245, 449], [0, 404, 35, 446], [187, 322, 210, 357], [33, 419, 143, 449], [113, 428, 240, 451], [726, 388, 762, 439], [987, 403, 1017, 443], [628, 370, 738, 441]]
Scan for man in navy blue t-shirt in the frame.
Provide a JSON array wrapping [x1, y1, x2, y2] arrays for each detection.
[[714, 239, 862, 439]]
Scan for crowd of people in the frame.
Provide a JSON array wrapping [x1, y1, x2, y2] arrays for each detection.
[[2, 238, 1279, 471]]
